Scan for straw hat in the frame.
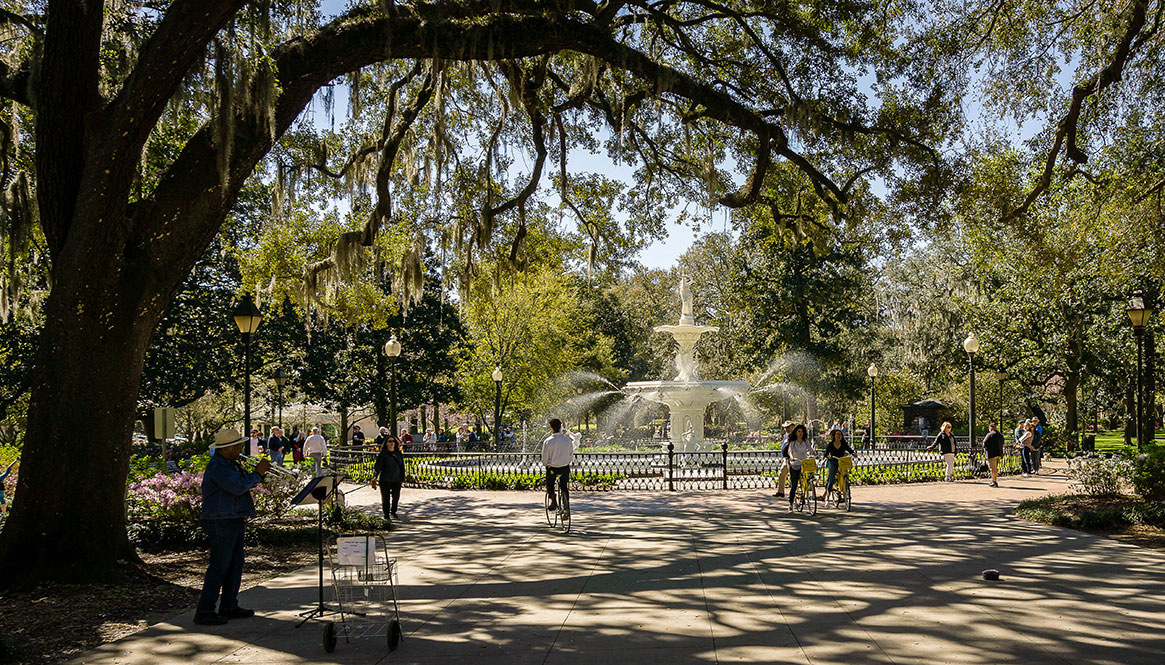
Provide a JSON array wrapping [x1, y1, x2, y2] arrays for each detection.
[[781, 421, 795, 428], [210, 429, 247, 450]]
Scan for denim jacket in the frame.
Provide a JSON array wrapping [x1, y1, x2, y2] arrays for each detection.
[[201, 452, 261, 520]]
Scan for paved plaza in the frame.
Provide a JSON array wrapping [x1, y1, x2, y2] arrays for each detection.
[[69, 464, 1165, 664]]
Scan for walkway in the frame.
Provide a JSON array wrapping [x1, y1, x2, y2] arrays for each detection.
[[68, 464, 1165, 664]]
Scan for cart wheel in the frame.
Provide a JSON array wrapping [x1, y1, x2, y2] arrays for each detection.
[[388, 618, 402, 651], [323, 621, 337, 653]]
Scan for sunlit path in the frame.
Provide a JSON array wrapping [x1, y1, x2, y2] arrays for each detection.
[[67, 466, 1165, 664]]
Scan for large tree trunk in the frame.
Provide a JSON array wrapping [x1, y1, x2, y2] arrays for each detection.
[[0, 266, 164, 584]]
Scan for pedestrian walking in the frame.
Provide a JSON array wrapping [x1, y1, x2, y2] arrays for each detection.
[[351, 424, 366, 449], [982, 422, 1004, 487], [266, 426, 288, 466], [773, 421, 795, 498], [291, 428, 305, 463], [928, 422, 957, 482], [370, 432, 405, 523], [1017, 420, 1036, 477], [1031, 417, 1043, 473], [303, 427, 328, 475], [247, 429, 264, 458]]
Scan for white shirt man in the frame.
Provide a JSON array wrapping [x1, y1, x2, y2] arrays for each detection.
[[303, 428, 328, 475], [541, 419, 574, 510]]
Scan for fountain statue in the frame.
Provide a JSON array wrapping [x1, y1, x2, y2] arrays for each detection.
[[623, 275, 750, 452]]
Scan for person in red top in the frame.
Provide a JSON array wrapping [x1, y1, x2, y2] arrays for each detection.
[[401, 430, 414, 448]]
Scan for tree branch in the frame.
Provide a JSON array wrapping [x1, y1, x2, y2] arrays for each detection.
[[1004, 0, 1151, 223]]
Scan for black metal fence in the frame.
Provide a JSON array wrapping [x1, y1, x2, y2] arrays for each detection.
[[330, 440, 1023, 492]]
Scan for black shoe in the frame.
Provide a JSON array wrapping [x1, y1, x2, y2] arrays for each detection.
[[548, 503, 558, 511], [219, 607, 255, 619], [391, 511, 398, 518], [194, 612, 228, 625]]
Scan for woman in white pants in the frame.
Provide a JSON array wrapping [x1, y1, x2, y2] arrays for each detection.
[[928, 421, 957, 482]]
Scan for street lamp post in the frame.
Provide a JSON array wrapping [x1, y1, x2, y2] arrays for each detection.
[[492, 366, 504, 446], [995, 371, 1007, 430], [274, 368, 287, 429], [964, 333, 980, 445], [1127, 296, 1154, 450], [384, 335, 402, 437], [867, 363, 878, 449], [231, 295, 262, 437]]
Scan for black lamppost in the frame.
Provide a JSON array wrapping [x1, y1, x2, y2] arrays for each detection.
[[1127, 296, 1153, 450], [274, 368, 287, 429], [995, 370, 1007, 430], [964, 333, 980, 444], [866, 363, 878, 449], [231, 295, 262, 436], [384, 335, 402, 436], [492, 366, 503, 445]]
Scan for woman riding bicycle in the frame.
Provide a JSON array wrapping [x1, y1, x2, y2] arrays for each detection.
[[782, 423, 814, 513], [822, 426, 855, 499]]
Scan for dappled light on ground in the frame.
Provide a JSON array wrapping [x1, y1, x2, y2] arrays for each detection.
[[67, 469, 1165, 664]]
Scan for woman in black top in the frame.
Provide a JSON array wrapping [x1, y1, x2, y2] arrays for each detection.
[[928, 421, 957, 482], [822, 427, 855, 498], [981, 423, 1005, 487], [371, 433, 406, 522]]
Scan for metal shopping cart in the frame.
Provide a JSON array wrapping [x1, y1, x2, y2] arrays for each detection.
[[322, 534, 403, 653]]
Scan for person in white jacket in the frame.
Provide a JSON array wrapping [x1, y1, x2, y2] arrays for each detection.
[[303, 427, 328, 476], [782, 424, 815, 512], [541, 418, 575, 511]]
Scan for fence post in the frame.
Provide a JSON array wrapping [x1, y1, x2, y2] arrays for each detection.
[[667, 442, 674, 491], [722, 441, 729, 490]]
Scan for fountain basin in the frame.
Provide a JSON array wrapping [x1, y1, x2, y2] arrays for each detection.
[[624, 379, 750, 452]]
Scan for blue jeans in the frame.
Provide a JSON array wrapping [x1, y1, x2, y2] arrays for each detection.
[[198, 518, 246, 615], [824, 458, 839, 495], [270, 450, 285, 466]]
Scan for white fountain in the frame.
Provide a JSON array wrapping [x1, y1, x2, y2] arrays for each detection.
[[623, 272, 749, 452]]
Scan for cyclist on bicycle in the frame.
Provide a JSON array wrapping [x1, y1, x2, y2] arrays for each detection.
[[822, 426, 855, 499], [781, 423, 814, 513], [542, 418, 574, 511]]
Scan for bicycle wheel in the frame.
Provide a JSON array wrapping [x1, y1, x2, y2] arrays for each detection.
[[559, 491, 571, 534], [842, 481, 852, 512], [806, 476, 817, 516], [794, 481, 806, 512], [544, 488, 557, 527]]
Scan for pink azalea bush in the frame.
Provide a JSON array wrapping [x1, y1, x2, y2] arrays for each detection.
[[126, 471, 203, 524]]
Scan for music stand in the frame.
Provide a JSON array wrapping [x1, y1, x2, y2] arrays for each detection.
[[293, 474, 342, 627]]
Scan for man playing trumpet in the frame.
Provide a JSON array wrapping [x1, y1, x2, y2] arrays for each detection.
[[195, 429, 270, 626]]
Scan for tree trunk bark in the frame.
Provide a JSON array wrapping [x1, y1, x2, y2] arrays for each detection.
[[0, 267, 162, 585], [1064, 370, 1079, 452]]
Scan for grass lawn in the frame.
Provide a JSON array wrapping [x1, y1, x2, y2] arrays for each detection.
[[1093, 430, 1164, 451]]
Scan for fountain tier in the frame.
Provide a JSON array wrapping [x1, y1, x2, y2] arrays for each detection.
[[623, 273, 748, 452]]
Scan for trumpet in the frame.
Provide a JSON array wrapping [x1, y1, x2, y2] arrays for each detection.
[[240, 454, 300, 478]]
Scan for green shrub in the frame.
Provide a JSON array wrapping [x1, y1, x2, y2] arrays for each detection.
[[1131, 445, 1165, 501], [325, 505, 391, 531]]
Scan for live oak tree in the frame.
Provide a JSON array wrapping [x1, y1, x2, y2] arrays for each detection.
[[0, 0, 974, 586]]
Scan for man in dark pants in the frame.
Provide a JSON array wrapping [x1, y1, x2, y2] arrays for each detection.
[[195, 429, 269, 626], [542, 418, 574, 511]]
